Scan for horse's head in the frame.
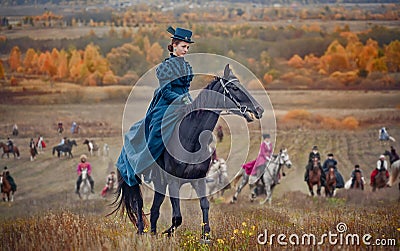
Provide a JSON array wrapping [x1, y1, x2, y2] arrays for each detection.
[[83, 139, 89, 145], [383, 150, 391, 157], [279, 148, 292, 168], [71, 140, 78, 146], [214, 64, 264, 122]]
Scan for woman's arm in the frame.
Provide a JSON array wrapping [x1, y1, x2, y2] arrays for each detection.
[[160, 82, 181, 103]]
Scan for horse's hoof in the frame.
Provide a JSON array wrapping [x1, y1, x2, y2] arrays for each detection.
[[199, 237, 212, 245]]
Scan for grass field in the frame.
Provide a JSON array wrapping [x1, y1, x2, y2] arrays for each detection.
[[0, 88, 399, 250]]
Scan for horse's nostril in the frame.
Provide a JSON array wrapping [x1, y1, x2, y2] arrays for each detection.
[[256, 106, 264, 116]]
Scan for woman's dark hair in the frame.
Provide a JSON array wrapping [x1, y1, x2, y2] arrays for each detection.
[[167, 38, 182, 52]]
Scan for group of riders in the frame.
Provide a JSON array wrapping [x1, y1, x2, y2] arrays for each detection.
[[304, 144, 399, 190], [304, 146, 345, 189]]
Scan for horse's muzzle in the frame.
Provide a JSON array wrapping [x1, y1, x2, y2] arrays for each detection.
[[255, 106, 264, 119]]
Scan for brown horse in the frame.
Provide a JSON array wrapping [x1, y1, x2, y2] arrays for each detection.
[[325, 166, 336, 197], [307, 158, 322, 196], [0, 142, 20, 159], [372, 170, 388, 192], [0, 172, 15, 202], [83, 139, 99, 156], [351, 172, 364, 190]]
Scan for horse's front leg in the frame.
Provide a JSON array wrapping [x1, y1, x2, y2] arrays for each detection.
[[192, 180, 211, 244], [317, 182, 321, 196], [308, 183, 314, 196], [260, 177, 273, 205], [163, 182, 182, 237]]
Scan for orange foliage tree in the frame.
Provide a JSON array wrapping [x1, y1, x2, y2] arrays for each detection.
[[384, 40, 400, 72], [0, 60, 5, 79], [9, 46, 21, 72], [23, 48, 36, 72]]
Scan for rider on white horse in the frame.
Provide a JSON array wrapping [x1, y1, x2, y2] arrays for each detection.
[[75, 155, 95, 194], [231, 134, 273, 202]]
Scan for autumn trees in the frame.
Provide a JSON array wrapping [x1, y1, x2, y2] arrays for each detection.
[[3, 23, 400, 88], [7, 44, 115, 85]]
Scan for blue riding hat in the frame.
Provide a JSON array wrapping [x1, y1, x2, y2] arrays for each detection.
[[167, 26, 194, 43]]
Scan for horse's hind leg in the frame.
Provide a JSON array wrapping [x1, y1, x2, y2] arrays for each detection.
[[163, 183, 182, 237], [150, 190, 166, 234], [231, 173, 249, 203]]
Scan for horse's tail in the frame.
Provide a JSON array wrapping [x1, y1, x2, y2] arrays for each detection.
[[107, 170, 145, 231], [52, 147, 56, 155], [15, 147, 20, 157]]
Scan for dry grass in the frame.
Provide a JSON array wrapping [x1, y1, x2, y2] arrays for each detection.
[[0, 90, 399, 250]]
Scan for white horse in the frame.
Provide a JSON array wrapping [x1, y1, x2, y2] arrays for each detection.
[[102, 143, 109, 157], [254, 148, 292, 205], [78, 169, 91, 200], [206, 158, 230, 200], [231, 148, 292, 205]]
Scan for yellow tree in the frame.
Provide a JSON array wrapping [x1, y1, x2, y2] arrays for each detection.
[[57, 50, 69, 79], [23, 48, 37, 72], [42, 51, 57, 77], [384, 40, 400, 72], [320, 40, 350, 74], [69, 49, 84, 82], [146, 42, 163, 65], [359, 39, 379, 72], [9, 46, 21, 72]]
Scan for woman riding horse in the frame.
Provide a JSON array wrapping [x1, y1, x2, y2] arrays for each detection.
[[110, 27, 264, 242], [1, 166, 17, 201], [0, 142, 20, 159]]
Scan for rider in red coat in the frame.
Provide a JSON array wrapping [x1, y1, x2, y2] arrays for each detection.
[[242, 134, 273, 177], [75, 155, 94, 194]]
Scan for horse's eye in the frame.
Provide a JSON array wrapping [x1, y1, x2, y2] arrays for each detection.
[[231, 86, 239, 91]]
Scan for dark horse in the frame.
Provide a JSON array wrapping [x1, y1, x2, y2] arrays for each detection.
[[110, 65, 264, 242], [351, 172, 364, 190], [0, 172, 15, 202], [325, 166, 337, 197], [307, 157, 322, 196], [372, 170, 388, 192], [0, 142, 20, 159], [52, 139, 77, 158]]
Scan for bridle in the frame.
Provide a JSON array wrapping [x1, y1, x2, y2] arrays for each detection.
[[219, 78, 248, 115]]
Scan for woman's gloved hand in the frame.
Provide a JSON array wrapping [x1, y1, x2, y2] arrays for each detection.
[[182, 95, 192, 105]]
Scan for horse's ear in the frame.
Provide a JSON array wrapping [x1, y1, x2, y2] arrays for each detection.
[[223, 64, 230, 80]]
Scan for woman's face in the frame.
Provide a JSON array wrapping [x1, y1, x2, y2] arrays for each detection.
[[173, 41, 190, 57]]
